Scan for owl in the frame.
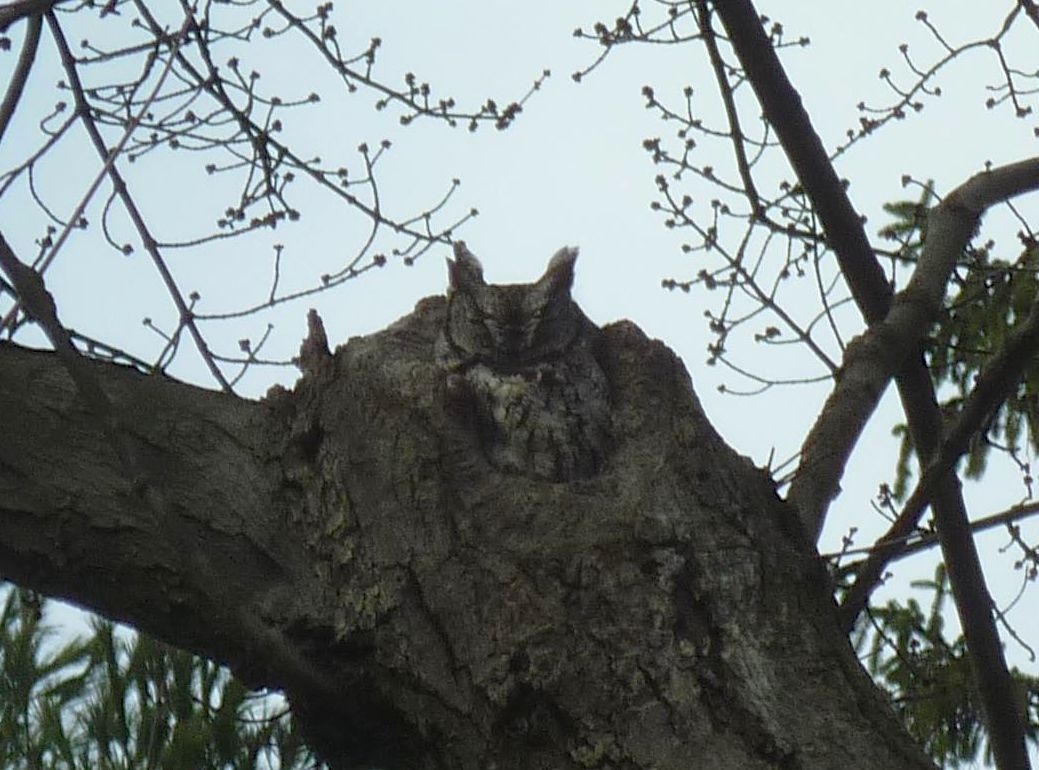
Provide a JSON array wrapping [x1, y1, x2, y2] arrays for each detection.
[[436, 242, 611, 481]]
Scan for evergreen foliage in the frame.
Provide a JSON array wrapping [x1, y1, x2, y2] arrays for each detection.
[[853, 565, 1039, 768], [881, 191, 1039, 496], [0, 587, 324, 770]]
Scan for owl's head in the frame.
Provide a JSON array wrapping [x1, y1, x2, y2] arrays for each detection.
[[442, 242, 582, 366]]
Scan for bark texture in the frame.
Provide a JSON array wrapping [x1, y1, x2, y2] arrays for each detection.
[[0, 297, 934, 769]]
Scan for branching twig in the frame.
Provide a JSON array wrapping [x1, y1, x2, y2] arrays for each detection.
[[0, 14, 184, 334], [828, 501, 1039, 567], [696, 1, 762, 221], [42, 10, 233, 391]]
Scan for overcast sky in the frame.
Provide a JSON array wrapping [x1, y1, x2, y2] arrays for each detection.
[[1, 1, 1037, 757]]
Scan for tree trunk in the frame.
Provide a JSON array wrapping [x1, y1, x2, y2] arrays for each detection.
[[0, 298, 933, 769]]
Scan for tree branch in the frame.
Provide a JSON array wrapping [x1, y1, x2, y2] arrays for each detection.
[[696, 1, 763, 220], [0, 11, 40, 146], [838, 160, 1039, 626], [0, 232, 340, 724], [827, 501, 1039, 565], [0, 340, 302, 673], [711, 1, 892, 324], [0, 310, 941, 769], [0, 0, 55, 33], [711, 3, 1034, 768], [42, 10, 233, 391]]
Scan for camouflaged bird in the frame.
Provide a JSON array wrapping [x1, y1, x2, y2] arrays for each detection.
[[436, 242, 611, 481]]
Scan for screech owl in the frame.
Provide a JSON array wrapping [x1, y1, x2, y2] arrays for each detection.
[[436, 241, 611, 481]]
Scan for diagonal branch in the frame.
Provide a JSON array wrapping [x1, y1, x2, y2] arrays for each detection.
[[0, 0, 55, 33], [0, 10, 41, 146], [839, 162, 1039, 628], [828, 501, 1039, 565], [711, 3, 1033, 769], [0, 12, 183, 335], [0, 232, 339, 717], [696, 0, 763, 220], [711, 1, 892, 324], [43, 10, 233, 392]]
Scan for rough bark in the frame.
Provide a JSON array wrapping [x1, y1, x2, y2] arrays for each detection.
[[0, 298, 934, 769]]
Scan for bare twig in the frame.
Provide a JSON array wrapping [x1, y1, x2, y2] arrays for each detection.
[[0, 14, 185, 334], [267, 0, 541, 131], [827, 501, 1039, 565], [696, 1, 763, 221], [42, 10, 233, 391]]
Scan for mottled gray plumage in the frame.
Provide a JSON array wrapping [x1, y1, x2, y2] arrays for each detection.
[[436, 242, 611, 481]]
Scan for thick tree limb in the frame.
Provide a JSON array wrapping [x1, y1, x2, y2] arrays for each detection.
[[0, 232, 341, 716], [0, 343, 320, 679], [791, 158, 1039, 541], [0, 299, 937, 769]]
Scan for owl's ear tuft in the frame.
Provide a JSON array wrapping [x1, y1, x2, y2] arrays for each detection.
[[540, 246, 578, 292], [448, 241, 485, 289]]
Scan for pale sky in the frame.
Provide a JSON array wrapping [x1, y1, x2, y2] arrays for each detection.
[[1, 2, 1037, 760]]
